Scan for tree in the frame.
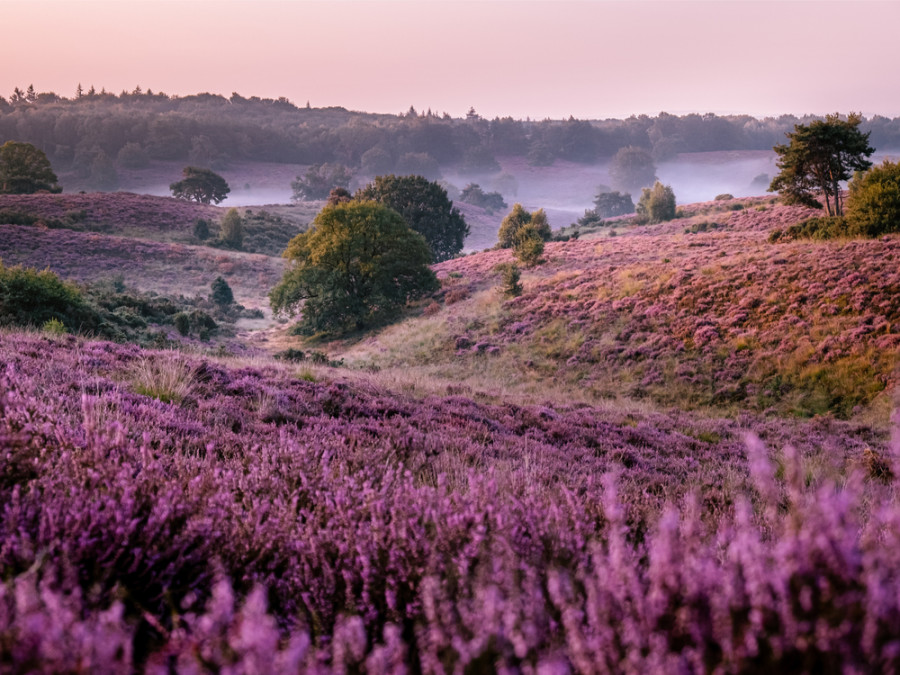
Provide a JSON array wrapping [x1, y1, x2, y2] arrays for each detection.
[[170, 166, 230, 204], [592, 190, 635, 218], [845, 160, 900, 236], [459, 183, 507, 212], [609, 146, 657, 194], [269, 201, 438, 335], [497, 203, 551, 248], [356, 174, 469, 262], [0, 141, 61, 194], [219, 208, 244, 249], [769, 113, 874, 216], [636, 181, 677, 224], [513, 224, 545, 266], [193, 218, 211, 241], [291, 163, 352, 201], [210, 276, 234, 306]]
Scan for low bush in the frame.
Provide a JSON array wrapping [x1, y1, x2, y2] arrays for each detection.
[[845, 159, 900, 237], [0, 262, 95, 332], [769, 216, 848, 243], [496, 262, 523, 297]]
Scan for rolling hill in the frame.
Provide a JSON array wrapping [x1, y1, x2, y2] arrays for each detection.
[[2, 188, 900, 670]]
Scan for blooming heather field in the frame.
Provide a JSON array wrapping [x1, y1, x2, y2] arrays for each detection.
[[0, 332, 898, 672], [345, 200, 900, 421], [2, 191, 900, 671], [0, 223, 285, 310]]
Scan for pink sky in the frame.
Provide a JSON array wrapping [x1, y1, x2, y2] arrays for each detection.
[[3, 0, 899, 120]]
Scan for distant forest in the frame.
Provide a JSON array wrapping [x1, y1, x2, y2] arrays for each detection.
[[4, 86, 900, 179]]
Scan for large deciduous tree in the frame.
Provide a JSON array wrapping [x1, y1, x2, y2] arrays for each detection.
[[769, 113, 874, 216], [170, 166, 230, 204], [269, 201, 438, 335], [0, 141, 61, 194], [356, 174, 469, 262]]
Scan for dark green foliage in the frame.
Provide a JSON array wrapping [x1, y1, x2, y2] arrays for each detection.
[[459, 183, 507, 212], [769, 113, 874, 216], [218, 208, 244, 250], [0, 262, 90, 330], [273, 348, 344, 367], [0, 141, 61, 194], [513, 224, 545, 267], [193, 218, 211, 241], [0, 210, 40, 226], [496, 262, 523, 297], [269, 201, 439, 335], [356, 174, 469, 262], [575, 210, 605, 229], [593, 190, 635, 218], [291, 163, 352, 201], [845, 160, 900, 237], [768, 216, 849, 243], [211, 276, 234, 307], [237, 209, 307, 257], [714, 193, 734, 201], [609, 146, 657, 194], [173, 312, 190, 336], [636, 181, 677, 224], [0, 263, 228, 343], [497, 204, 552, 248], [170, 166, 230, 204]]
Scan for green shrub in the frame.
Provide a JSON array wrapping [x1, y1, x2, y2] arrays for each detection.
[[0, 262, 93, 331], [173, 312, 191, 336], [42, 317, 67, 335], [845, 160, 900, 237], [0, 210, 39, 226], [496, 262, 523, 297], [770, 216, 849, 243], [592, 190, 634, 218], [497, 204, 551, 248], [513, 224, 545, 266], [210, 276, 234, 307], [636, 181, 677, 224], [714, 193, 734, 201], [219, 209, 243, 249], [193, 218, 211, 241]]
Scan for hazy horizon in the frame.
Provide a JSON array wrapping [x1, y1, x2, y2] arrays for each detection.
[[3, 0, 900, 121]]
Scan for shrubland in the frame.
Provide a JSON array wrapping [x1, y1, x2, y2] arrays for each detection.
[[2, 172, 900, 669], [1, 331, 898, 671]]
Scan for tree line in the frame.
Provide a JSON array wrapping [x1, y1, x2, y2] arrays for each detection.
[[5, 88, 900, 182]]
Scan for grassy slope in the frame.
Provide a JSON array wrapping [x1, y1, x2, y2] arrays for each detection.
[[3, 190, 900, 669], [3, 190, 898, 422], [332, 198, 900, 423]]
